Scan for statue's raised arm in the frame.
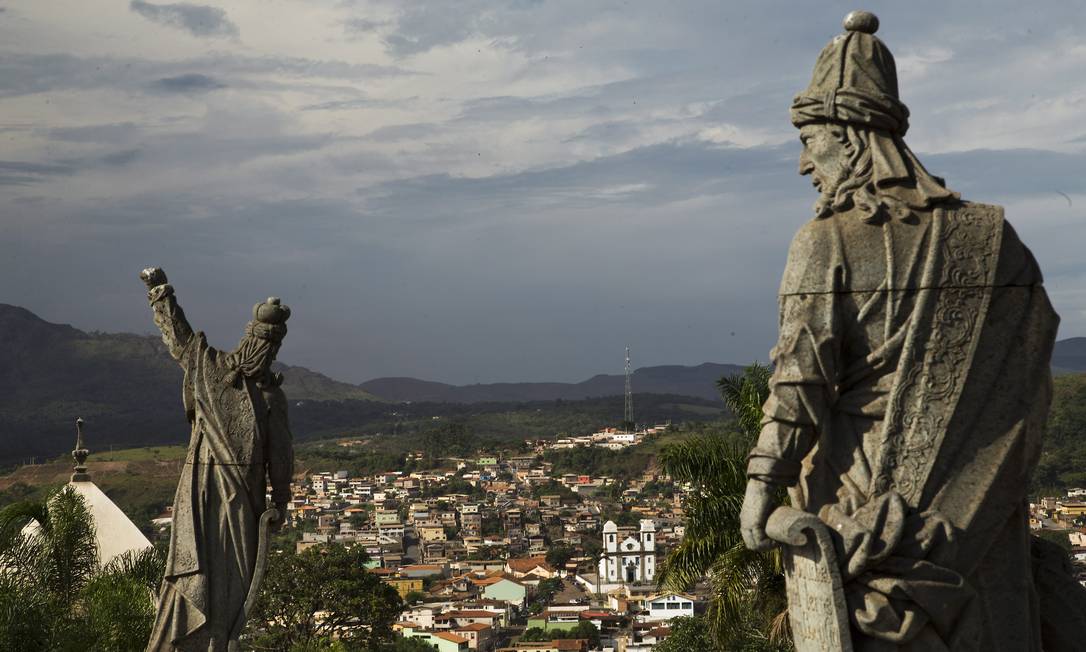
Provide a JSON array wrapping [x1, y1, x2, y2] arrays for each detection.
[[140, 267, 196, 363]]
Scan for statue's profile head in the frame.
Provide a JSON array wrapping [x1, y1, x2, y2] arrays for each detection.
[[229, 297, 291, 383], [792, 11, 957, 222]]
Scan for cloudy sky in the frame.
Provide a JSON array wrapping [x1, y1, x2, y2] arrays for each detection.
[[2, 1, 1085, 384]]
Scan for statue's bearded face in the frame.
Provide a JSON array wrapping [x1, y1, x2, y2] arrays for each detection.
[[799, 123, 852, 218]]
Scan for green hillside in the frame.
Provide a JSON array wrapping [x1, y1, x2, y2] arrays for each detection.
[[0, 304, 380, 465], [1034, 372, 1086, 491], [0, 394, 724, 527], [3, 372, 1085, 533]]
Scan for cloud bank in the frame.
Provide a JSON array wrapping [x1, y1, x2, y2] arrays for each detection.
[[129, 1, 238, 38], [0, 1, 1083, 384]]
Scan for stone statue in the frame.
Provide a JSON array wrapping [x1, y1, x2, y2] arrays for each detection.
[[141, 268, 294, 652], [739, 11, 1086, 651]]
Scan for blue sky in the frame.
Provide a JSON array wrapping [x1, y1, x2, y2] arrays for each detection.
[[1, 1, 1084, 384]]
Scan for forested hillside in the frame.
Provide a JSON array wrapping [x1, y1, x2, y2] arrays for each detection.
[[1034, 372, 1086, 491], [0, 304, 729, 464], [0, 304, 378, 464]]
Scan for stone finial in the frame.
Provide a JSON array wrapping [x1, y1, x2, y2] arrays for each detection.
[[71, 417, 90, 482], [843, 10, 879, 34]]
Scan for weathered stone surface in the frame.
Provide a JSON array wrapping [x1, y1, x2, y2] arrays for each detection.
[[741, 10, 1086, 652], [766, 507, 852, 652], [141, 268, 294, 652]]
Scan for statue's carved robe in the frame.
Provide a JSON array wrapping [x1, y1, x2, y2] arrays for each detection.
[[751, 202, 1062, 651], [146, 286, 293, 652]]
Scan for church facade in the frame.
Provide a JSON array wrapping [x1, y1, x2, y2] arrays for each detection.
[[598, 519, 656, 585]]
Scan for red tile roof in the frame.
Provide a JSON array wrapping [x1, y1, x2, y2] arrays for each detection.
[[440, 610, 500, 619], [506, 556, 554, 574], [434, 632, 469, 644]]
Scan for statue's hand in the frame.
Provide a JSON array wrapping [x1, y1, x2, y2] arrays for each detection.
[[271, 503, 288, 531], [140, 267, 167, 288], [740, 478, 778, 551]]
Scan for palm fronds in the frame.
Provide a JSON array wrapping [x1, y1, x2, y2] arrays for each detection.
[[102, 544, 167, 594], [0, 485, 160, 650], [716, 362, 772, 440], [658, 363, 793, 651], [37, 487, 99, 607]]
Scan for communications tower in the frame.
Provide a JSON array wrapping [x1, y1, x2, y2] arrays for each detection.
[[624, 346, 633, 433]]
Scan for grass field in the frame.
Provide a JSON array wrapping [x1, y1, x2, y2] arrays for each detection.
[[93, 445, 187, 462]]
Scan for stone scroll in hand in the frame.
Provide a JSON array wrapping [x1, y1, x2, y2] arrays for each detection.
[[766, 507, 854, 652]]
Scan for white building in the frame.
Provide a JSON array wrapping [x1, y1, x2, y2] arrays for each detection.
[[24, 419, 152, 566], [598, 519, 656, 585], [642, 592, 698, 622]]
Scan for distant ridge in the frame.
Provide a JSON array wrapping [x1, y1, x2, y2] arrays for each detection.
[[2, 302, 1083, 464], [359, 361, 748, 403], [1053, 337, 1086, 374], [357, 336, 1086, 399], [0, 304, 379, 464]]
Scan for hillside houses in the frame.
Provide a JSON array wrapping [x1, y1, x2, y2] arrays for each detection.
[[268, 425, 715, 649]]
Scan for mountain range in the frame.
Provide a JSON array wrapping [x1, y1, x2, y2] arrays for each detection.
[[356, 362, 746, 404], [1053, 337, 1086, 375], [0, 304, 736, 463], [2, 303, 1084, 465]]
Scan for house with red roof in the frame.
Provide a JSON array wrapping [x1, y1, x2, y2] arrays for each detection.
[[505, 556, 556, 580], [453, 622, 493, 650]]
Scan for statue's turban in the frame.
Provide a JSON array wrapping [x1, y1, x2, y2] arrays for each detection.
[[247, 297, 290, 343], [791, 11, 910, 136]]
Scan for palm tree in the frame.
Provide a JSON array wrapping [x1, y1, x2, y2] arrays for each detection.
[[0, 486, 165, 651], [0, 486, 98, 651], [657, 363, 791, 651], [80, 547, 165, 651], [715, 363, 772, 439], [0, 486, 99, 607]]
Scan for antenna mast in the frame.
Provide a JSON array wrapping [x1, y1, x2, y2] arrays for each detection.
[[624, 346, 633, 433]]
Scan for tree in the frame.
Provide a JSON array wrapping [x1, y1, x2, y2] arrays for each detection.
[[568, 620, 600, 646], [520, 627, 550, 642], [389, 637, 437, 651], [530, 480, 578, 502], [0, 486, 166, 652], [545, 545, 574, 569], [2, 486, 98, 611], [715, 363, 772, 438], [521, 621, 599, 646], [652, 615, 715, 651], [80, 564, 158, 650], [249, 543, 404, 651], [421, 422, 478, 463], [657, 363, 791, 651]]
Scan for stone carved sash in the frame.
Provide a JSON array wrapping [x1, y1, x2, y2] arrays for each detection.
[[871, 204, 1003, 504], [768, 507, 854, 652]]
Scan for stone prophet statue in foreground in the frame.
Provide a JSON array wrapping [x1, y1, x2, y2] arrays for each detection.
[[740, 11, 1086, 652], [141, 268, 294, 652]]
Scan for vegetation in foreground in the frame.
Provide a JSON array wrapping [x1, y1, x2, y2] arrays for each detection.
[[657, 364, 792, 651], [249, 544, 405, 651], [655, 365, 1086, 651], [0, 486, 165, 651], [0, 486, 417, 651]]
